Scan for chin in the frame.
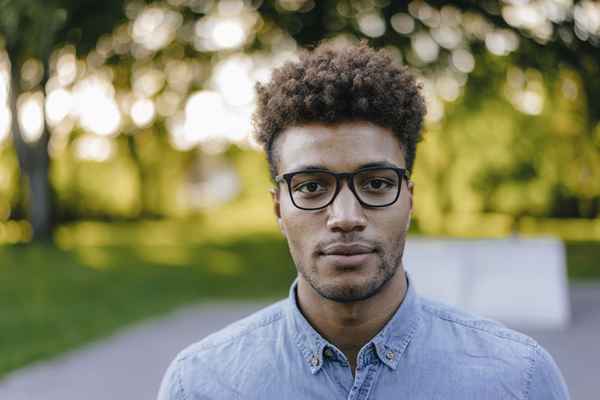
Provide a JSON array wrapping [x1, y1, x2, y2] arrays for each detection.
[[310, 273, 387, 303], [299, 251, 401, 303]]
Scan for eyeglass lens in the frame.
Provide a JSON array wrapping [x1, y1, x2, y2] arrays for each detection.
[[290, 168, 401, 209]]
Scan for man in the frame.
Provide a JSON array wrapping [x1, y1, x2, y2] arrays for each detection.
[[158, 42, 569, 399]]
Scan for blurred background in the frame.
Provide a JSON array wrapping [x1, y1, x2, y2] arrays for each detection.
[[0, 0, 599, 396]]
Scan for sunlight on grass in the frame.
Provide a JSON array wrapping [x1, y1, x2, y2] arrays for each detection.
[[134, 245, 195, 267], [54, 204, 279, 248], [520, 218, 600, 241], [75, 246, 116, 270], [204, 248, 243, 276]]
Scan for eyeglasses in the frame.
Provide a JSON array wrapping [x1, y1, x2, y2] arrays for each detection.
[[275, 167, 409, 210]]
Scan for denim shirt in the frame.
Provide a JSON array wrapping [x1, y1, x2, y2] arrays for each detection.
[[158, 273, 569, 399]]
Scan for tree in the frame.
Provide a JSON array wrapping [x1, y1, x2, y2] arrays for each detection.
[[3, 0, 600, 240], [0, 0, 127, 240], [257, 0, 600, 220]]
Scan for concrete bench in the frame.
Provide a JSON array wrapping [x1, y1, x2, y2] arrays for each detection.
[[404, 237, 571, 330]]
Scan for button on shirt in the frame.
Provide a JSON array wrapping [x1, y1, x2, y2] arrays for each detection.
[[158, 273, 570, 399]]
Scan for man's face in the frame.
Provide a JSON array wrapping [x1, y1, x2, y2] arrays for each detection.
[[272, 121, 413, 303]]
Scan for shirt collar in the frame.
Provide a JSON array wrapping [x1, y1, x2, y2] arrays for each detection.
[[285, 271, 421, 373]]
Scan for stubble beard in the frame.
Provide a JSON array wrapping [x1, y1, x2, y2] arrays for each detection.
[[297, 238, 406, 303]]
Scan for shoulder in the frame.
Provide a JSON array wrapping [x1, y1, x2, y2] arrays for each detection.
[[416, 296, 569, 399], [157, 299, 288, 400], [418, 296, 538, 349], [180, 299, 287, 356]]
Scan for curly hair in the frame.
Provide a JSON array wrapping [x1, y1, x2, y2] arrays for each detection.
[[252, 40, 427, 181]]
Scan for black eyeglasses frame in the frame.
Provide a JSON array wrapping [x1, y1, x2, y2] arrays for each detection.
[[274, 166, 410, 211]]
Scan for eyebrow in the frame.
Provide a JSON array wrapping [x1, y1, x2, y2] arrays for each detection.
[[290, 161, 402, 173]]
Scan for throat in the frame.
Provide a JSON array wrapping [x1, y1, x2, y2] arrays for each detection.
[[295, 268, 409, 369]]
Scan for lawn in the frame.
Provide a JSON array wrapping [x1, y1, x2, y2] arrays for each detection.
[[0, 235, 598, 378], [0, 233, 296, 377]]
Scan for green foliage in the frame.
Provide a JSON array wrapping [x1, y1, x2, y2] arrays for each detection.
[[0, 0, 66, 61], [0, 0, 126, 61], [2, 0, 600, 233], [0, 143, 19, 219], [411, 57, 600, 231], [255, 0, 600, 222]]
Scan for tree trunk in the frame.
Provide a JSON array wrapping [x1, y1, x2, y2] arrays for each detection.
[[126, 133, 147, 217], [9, 56, 53, 242]]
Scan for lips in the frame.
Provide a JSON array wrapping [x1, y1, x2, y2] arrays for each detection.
[[320, 243, 375, 256], [320, 243, 375, 268]]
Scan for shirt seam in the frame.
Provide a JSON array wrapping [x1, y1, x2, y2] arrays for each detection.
[[421, 303, 537, 348], [523, 343, 540, 400], [175, 358, 189, 400], [422, 303, 539, 400], [177, 309, 286, 360]]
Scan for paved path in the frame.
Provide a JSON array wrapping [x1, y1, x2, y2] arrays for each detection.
[[0, 285, 598, 400]]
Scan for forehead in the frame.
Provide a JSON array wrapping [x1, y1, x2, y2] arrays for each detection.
[[276, 121, 406, 173]]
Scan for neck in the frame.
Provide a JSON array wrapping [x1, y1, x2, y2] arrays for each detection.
[[296, 267, 408, 363]]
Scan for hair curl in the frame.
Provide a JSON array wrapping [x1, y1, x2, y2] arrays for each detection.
[[252, 41, 426, 181]]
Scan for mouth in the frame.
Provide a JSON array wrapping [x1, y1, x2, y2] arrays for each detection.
[[320, 243, 375, 255], [319, 243, 376, 267], [321, 252, 374, 266]]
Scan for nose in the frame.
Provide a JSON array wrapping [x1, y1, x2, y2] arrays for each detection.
[[326, 180, 367, 233]]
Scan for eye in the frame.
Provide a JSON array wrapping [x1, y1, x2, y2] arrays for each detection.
[[296, 181, 328, 193], [363, 179, 394, 191]]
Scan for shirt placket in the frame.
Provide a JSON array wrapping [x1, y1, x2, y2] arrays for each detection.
[[346, 345, 383, 400]]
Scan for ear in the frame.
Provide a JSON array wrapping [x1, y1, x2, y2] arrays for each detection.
[[270, 188, 284, 234], [407, 179, 414, 212], [406, 179, 414, 232]]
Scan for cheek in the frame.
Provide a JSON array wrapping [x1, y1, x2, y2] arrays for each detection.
[[383, 215, 406, 238], [281, 204, 314, 248], [280, 205, 319, 254], [378, 206, 410, 242]]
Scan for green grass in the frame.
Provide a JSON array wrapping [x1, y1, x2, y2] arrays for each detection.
[[0, 234, 295, 378], [0, 235, 597, 378], [565, 241, 600, 281]]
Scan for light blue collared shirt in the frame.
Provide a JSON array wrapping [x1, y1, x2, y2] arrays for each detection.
[[158, 273, 569, 399]]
